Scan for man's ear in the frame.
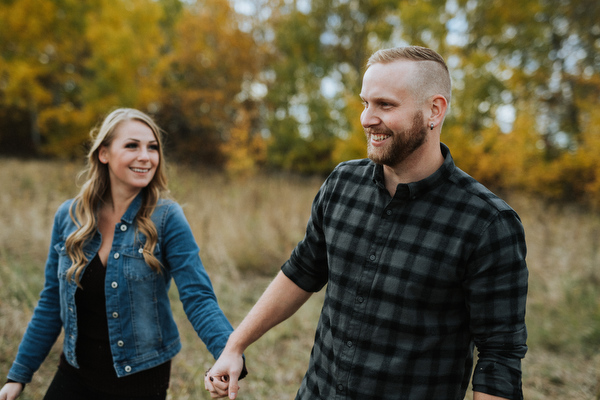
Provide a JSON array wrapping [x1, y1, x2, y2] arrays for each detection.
[[428, 94, 448, 129]]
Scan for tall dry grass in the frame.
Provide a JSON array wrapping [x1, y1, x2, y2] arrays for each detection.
[[1, 158, 599, 399]]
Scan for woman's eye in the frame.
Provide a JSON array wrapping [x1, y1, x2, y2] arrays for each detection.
[[125, 143, 137, 149], [149, 144, 159, 151]]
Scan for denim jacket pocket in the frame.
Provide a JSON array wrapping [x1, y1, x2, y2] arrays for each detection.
[[121, 247, 163, 351]]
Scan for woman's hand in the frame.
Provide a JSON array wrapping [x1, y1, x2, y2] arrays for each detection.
[[0, 382, 24, 400]]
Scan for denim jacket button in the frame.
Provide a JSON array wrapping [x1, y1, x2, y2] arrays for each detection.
[[113, 252, 120, 259], [125, 366, 132, 373], [111, 282, 118, 289], [120, 224, 127, 232], [117, 340, 124, 347], [112, 312, 119, 318]]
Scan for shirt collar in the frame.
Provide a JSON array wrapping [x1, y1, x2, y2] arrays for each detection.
[[372, 143, 455, 200]]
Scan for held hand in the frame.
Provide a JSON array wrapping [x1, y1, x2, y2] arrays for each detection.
[[204, 351, 244, 399], [0, 382, 24, 400]]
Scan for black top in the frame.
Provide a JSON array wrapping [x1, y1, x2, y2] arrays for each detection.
[[59, 253, 170, 397]]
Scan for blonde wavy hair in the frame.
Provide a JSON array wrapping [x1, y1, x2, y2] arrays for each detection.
[[65, 108, 169, 286]]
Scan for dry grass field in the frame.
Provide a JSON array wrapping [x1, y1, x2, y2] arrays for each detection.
[[1, 158, 599, 399]]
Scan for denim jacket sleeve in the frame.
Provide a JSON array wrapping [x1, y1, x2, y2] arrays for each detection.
[[158, 201, 233, 360], [7, 201, 72, 383]]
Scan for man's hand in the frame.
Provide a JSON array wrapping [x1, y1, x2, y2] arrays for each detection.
[[204, 351, 244, 399], [204, 271, 312, 399], [0, 382, 24, 400]]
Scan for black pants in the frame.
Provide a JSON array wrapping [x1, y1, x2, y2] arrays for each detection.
[[43, 367, 167, 400]]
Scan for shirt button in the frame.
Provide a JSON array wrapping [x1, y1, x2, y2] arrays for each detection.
[[346, 340, 353, 347], [120, 224, 127, 232], [124, 366, 132, 373], [356, 296, 364, 303], [117, 340, 124, 347], [113, 252, 120, 259], [112, 312, 119, 318], [337, 384, 344, 392], [369, 254, 376, 261], [386, 209, 392, 215]]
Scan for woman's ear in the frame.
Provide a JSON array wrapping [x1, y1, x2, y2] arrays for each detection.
[[98, 146, 108, 164]]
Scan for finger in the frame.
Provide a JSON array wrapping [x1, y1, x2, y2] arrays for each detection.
[[208, 375, 229, 397], [228, 375, 240, 400], [204, 374, 215, 392], [211, 378, 229, 391]]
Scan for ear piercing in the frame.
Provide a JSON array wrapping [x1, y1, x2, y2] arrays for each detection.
[[430, 123, 434, 130]]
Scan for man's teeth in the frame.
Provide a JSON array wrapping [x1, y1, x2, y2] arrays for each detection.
[[372, 134, 390, 141]]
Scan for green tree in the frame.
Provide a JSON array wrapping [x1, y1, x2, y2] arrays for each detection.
[[255, 0, 399, 174]]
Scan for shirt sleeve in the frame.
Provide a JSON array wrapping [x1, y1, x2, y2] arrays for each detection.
[[465, 209, 528, 399], [281, 178, 330, 293]]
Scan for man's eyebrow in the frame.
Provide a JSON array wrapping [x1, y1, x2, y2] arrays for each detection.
[[363, 96, 396, 104]]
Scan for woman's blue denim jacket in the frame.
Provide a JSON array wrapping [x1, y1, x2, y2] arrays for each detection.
[[8, 192, 234, 383]]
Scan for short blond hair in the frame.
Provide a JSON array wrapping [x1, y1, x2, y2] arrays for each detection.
[[367, 46, 452, 105]]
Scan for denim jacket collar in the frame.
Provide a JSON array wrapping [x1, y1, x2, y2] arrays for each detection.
[[120, 191, 144, 225]]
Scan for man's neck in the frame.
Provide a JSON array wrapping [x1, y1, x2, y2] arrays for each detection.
[[382, 142, 444, 197]]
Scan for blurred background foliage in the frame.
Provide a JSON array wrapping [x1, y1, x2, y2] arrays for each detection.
[[1, 0, 599, 205]]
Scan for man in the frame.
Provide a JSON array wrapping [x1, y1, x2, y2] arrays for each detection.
[[205, 45, 528, 400]]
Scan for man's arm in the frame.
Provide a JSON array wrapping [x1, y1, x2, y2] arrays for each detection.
[[468, 210, 528, 399], [205, 271, 313, 399]]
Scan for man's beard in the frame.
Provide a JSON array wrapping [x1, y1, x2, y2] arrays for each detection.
[[365, 111, 428, 167]]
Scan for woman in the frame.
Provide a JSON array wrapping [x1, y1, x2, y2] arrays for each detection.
[[1, 108, 243, 399]]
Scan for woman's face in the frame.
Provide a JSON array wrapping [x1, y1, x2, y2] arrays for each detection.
[[99, 120, 159, 197]]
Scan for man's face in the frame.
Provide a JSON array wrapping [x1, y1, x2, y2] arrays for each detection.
[[360, 61, 429, 168]]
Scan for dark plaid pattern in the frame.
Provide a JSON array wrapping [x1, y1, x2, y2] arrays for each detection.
[[282, 144, 528, 400]]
